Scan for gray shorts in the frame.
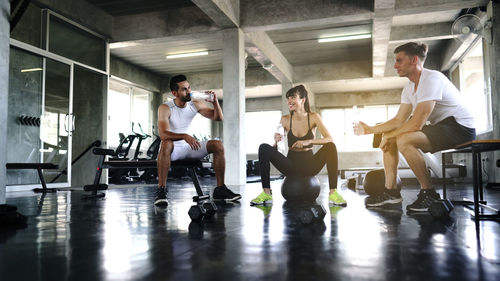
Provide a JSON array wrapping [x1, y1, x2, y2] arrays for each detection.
[[171, 140, 209, 161], [422, 116, 476, 153]]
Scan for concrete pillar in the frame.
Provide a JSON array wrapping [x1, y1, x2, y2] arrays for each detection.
[[489, 1, 500, 181], [222, 28, 246, 185], [0, 0, 9, 204]]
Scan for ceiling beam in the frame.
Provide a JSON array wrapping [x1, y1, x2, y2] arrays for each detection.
[[245, 31, 294, 83], [240, 0, 373, 32], [389, 22, 455, 44], [373, 0, 396, 77], [395, 0, 489, 15], [440, 36, 480, 71], [192, 0, 239, 28], [112, 6, 219, 42]]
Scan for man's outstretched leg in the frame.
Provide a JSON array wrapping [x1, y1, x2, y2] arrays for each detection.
[[207, 140, 241, 202], [155, 140, 173, 206], [365, 139, 403, 207]]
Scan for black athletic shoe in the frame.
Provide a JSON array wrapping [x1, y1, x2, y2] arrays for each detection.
[[406, 189, 440, 212], [365, 190, 403, 207], [213, 185, 241, 202], [154, 187, 168, 206]]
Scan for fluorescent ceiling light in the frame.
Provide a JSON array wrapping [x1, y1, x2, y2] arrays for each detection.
[[318, 34, 371, 43], [166, 51, 208, 59], [109, 42, 142, 49], [21, 68, 43, 72]]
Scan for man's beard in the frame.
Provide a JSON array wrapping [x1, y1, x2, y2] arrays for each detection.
[[181, 95, 192, 102]]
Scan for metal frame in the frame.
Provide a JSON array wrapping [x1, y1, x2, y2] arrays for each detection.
[[8, 6, 110, 190], [442, 141, 500, 221]]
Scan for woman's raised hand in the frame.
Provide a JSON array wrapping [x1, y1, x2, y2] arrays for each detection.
[[274, 132, 282, 144]]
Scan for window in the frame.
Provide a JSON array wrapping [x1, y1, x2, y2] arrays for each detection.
[[108, 84, 131, 148], [48, 14, 107, 71], [321, 105, 399, 151], [108, 80, 153, 154], [245, 111, 282, 154], [10, 3, 43, 48], [457, 40, 491, 133]]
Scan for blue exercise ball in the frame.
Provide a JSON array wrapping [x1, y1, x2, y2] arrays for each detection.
[[281, 175, 321, 202]]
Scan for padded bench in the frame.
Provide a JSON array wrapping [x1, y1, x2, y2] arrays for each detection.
[[84, 148, 207, 199], [6, 163, 59, 193], [441, 140, 500, 220]]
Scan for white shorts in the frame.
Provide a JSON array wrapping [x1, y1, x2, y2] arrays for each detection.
[[171, 140, 209, 161]]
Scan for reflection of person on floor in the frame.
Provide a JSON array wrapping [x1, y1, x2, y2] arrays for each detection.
[[251, 85, 346, 206], [154, 75, 241, 206], [353, 42, 475, 212]]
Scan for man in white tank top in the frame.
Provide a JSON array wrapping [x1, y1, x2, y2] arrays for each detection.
[[154, 75, 241, 206], [354, 42, 476, 212]]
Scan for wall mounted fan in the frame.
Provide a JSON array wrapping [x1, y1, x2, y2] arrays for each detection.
[[451, 14, 484, 44]]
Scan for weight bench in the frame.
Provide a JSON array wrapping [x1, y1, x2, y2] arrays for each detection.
[[6, 163, 59, 193], [84, 148, 210, 202], [441, 140, 500, 220]]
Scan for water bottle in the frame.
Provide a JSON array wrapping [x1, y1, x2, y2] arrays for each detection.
[[190, 91, 215, 102], [276, 123, 285, 152], [352, 105, 360, 125]]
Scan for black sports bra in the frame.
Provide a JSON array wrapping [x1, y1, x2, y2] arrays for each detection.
[[287, 113, 314, 148]]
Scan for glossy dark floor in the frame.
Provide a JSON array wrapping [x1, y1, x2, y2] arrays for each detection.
[[1, 176, 500, 281]]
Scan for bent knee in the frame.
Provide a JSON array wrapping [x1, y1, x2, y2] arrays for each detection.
[[396, 135, 414, 151], [259, 143, 273, 154], [324, 142, 337, 153], [208, 140, 224, 153], [160, 140, 174, 153]]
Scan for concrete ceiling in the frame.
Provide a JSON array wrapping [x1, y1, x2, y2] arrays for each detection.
[[96, 0, 489, 97]]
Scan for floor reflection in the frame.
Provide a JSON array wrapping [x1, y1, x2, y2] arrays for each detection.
[[1, 177, 499, 281]]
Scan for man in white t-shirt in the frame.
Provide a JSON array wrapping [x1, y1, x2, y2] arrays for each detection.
[[154, 75, 241, 206], [354, 42, 476, 212]]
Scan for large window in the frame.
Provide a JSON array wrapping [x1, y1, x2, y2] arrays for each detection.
[[108, 81, 153, 154], [245, 111, 282, 154], [457, 40, 491, 133], [321, 105, 399, 152], [48, 13, 107, 71]]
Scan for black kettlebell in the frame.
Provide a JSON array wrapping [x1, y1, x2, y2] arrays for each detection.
[[363, 169, 402, 196], [429, 199, 454, 218]]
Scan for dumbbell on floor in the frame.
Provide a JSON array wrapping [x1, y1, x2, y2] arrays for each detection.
[[298, 205, 326, 224], [429, 199, 454, 218], [188, 201, 217, 221]]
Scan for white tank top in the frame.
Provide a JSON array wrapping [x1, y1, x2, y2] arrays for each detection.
[[165, 99, 198, 146]]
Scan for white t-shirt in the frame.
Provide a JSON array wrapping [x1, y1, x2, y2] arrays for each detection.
[[165, 99, 198, 147], [401, 68, 475, 128]]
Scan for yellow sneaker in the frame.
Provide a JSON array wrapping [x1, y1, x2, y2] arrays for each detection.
[[250, 191, 273, 205], [329, 190, 347, 206]]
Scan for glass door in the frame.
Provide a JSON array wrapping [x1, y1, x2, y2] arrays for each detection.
[[42, 59, 72, 184], [7, 47, 72, 187]]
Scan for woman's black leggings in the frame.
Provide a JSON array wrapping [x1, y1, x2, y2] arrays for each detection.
[[258, 142, 338, 190]]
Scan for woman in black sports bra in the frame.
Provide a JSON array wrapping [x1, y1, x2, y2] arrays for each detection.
[[250, 85, 346, 206]]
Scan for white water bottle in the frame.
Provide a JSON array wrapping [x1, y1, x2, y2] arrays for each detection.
[[276, 123, 285, 152], [352, 105, 360, 124], [190, 91, 214, 102]]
